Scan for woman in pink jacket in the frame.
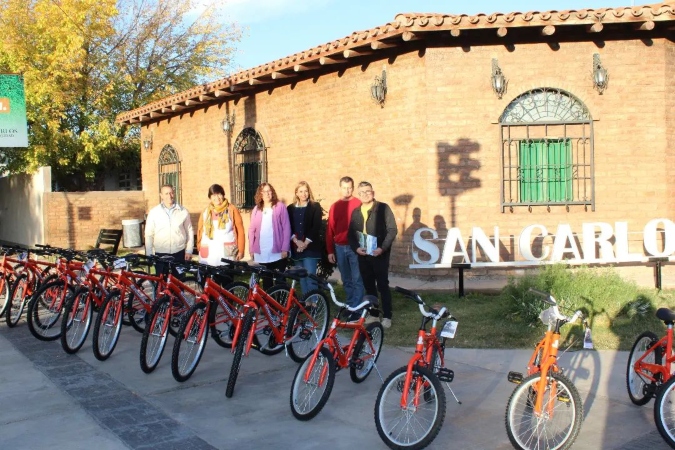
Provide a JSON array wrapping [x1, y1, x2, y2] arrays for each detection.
[[248, 183, 291, 288]]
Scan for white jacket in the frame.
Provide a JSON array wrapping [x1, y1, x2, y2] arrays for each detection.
[[145, 203, 194, 255]]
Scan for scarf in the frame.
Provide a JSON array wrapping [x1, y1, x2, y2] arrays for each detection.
[[204, 200, 230, 239]]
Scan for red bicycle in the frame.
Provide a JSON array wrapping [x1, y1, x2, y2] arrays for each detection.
[[290, 276, 384, 420], [226, 266, 330, 398]]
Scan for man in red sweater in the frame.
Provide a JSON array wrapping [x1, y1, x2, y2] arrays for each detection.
[[326, 176, 364, 308]]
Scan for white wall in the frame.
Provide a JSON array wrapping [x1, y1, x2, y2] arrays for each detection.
[[0, 167, 51, 246]]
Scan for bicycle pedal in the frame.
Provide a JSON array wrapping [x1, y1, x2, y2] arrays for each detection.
[[437, 368, 454, 383], [349, 358, 364, 370], [508, 371, 524, 384], [557, 392, 571, 403]]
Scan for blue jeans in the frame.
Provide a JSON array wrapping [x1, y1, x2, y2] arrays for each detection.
[[293, 257, 319, 296], [335, 244, 364, 307]]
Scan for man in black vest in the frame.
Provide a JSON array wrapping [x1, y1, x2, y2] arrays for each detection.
[[348, 181, 398, 328]]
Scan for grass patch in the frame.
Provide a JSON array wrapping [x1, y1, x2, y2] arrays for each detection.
[[367, 264, 675, 350]]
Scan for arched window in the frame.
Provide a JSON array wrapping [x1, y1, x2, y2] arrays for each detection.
[[500, 87, 594, 211], [232, 127, 267, 208], [158, 144, 182, 205]]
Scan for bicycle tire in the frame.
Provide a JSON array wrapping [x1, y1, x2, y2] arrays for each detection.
[[350, 322, 384, 383], [6, 273, 28, 327], [286, 289, 330, 362], [254, 284, 290, 356], [60, 287, 93, 354], [171, 302, 209, 382], [654, 374, 675, 448], [0, 275, 10, 318], [27, 279, 73, 341], [290, 346, 336, 421], [505, 372, 583, 450], [626, 331, 660, 405], [374, 365, 446, 450], [430, 333, 446, 375], [92, 290, 124, 361], [226, 307, 256, 398], [140, 296, 171, 373], [209, 281, 248, 348]]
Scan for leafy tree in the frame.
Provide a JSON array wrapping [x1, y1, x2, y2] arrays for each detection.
[[0, 0, 240, 190]]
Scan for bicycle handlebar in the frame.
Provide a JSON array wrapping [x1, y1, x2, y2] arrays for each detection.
[[394, 286, 452, 321], [529, 288, 585, 326]]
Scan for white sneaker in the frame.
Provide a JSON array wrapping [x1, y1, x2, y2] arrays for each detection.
[[381, 318, 392, 329]]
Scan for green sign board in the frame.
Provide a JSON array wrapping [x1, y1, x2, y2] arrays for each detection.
[[0, 74, 28, 147]]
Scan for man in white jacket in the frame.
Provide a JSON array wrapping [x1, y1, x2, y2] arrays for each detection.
[[145, 184, 194, 274]]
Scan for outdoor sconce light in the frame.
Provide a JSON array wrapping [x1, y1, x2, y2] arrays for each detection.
[[221, 111, 235, 135], [142, 132, 153, 152], [592, 53, 609, 94], [491, 58, 507, 99], [371, 69, 387, 107]]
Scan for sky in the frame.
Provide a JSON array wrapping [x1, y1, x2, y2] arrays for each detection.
[[217, 0, 637, 73]]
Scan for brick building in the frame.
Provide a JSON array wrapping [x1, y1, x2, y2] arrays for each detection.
[[116, 3, 675, 279]]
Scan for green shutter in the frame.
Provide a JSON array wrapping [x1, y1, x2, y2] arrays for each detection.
[[519, 140, 572, 203]]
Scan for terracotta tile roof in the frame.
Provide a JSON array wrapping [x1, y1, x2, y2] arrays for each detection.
[[116, 2, 675, 125]]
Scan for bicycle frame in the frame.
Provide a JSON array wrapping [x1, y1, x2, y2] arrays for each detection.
[[399, 316, 445, 407], [634, 326, 674, 385]]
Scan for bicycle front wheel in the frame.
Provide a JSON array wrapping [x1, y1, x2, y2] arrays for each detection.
[[375, 365, 446, 450], [505, 372, 583, 450], [626, 331, 660, 405], [140, 296, 171, 373], [6, 273, 28, 327], [171, 302, 209, 382], [655, 374, 675, 448], [290, 346, 336, 421], [60, 287, 93, 354], [27, 279, 72, 341], [350, 321, 384, 383], [0, 275, 10, 317], [226, 307, 256, 398], [92, 291, 124, 361]]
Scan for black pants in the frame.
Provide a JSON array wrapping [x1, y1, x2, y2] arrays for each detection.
[[155, 250, 186, 278], [358, 252, 392, 319], [259, 258, 288, 290]]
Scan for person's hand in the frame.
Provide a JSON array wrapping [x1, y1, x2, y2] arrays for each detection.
[[356, 247, 367, 256], [184, 253, 193, 261], [328, 253, 336, 264], [372, 248, 383, 257], [281, 251, 289, 259]]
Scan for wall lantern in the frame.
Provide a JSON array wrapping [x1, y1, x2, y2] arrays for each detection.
[[371, 69, 387, 107], [592, 53, 609, 94], [221, 111, 236, 135], [142, 132, 153, 152], [491, 58, 507, 99]]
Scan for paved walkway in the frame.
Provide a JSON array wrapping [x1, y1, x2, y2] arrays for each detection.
[[0, 275, 670, 449]]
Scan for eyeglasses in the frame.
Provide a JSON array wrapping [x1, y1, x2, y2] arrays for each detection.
[[358, 190, 373, 196]]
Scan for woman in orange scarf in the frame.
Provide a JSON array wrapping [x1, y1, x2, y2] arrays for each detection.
[[197, 184, 245, 265]]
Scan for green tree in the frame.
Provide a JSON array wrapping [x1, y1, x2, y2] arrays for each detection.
[[0, 0, 240, 189]]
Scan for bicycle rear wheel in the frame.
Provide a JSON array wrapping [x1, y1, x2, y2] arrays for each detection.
[[290, 346, 336, 421], [92, 291, 124, 361], [226, 307, 256, 398], [286, 289, 330, 362], [127, 278, 156, 333], [60, 287, 93, 354], [140, 296, 171, 373], [375, 365, 446, 449], [505, 372, 583, 450], [254, 285, 289, 356], [171, 302, 209, 382], [6, 273, 28, 327], [654, 374, 675, 448], [350, 322, 384, 383], [626, 331, 660, 405]]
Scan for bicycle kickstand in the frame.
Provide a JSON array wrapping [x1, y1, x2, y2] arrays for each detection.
[[444, 382, 462, 405]]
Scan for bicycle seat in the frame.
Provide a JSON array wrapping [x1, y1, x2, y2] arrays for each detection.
[[362, 295, 380, 309], [657, 307, 675, 324], [284, 267, 308, 278]]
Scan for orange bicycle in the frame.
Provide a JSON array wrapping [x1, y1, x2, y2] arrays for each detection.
[[504, 288, 586, 450], [374, 286, 460, 449], [290, 275, 384, 420]]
